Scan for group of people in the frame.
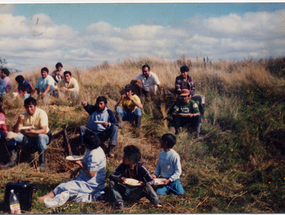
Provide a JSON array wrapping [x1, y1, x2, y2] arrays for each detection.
[[0, 63, 206, 209], [0, 62, 79, 101], [38, 133, 184, 210]]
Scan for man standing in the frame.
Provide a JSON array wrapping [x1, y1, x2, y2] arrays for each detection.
[[33, 67, 55, 99], [0, 97, 52, 171], [55, 71, 79, 99], [80, 96, 118, 158], [115, 84, 143, 134], [51, 62, 65, 84], [131, 64, 161, 99], [170, 89, 201, 138], [175, 65, 205, 116], [1, 68, 13, 93]]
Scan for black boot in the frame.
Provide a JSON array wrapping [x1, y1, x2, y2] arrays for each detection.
[[0, 150, 18, 170], [38, 150, 46, 172], [117, 113, 123, 129], [134, 115, 141, 137]]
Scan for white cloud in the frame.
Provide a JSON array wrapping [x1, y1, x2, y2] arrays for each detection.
[[1, 9, 285, 71], [0, 4, 14, 13]]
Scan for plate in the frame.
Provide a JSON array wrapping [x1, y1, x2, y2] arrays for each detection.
[[0, 121, 4, 125], [124, 178, 141, 186], [154, 178, 167, 185], [180, 113, 189, 117], [94, 121, 105, 124], [19, 126, 34, 130], [66, 155, 84, 161]]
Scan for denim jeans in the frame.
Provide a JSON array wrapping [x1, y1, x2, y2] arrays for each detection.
[[6, 133, 50, 152], [155, 179, 185, 195], [0, 130, 6, 142], [115, 106, 142, 121], [173, 115, 201, 129], [80, 125, 118, 147], [110, 181, 161, 206]]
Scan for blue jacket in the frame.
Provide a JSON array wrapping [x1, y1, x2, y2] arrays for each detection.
[[84, 103, 118, 131]]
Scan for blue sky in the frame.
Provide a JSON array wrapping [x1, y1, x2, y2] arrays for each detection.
[[0, 3, 285, 71], [13, 3, 285, 31]]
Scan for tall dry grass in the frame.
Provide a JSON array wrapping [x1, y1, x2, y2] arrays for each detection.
[[1, 56, 285, 213]]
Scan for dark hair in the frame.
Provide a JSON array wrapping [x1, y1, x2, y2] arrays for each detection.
[[64, 71, 72, 76], [55, 62, 63, 69], [180, 65, 189, 73], [24, 97, 37, 107], [0, 103, 5, 115], [161, 133, 176, 148], [96, 96, 107, 105], [124, 145, 141, 164], [41, 67, 49, 74], [1, 68, 10, 76], [15, 75, 25, 84], [124, 84, 134, 93], [142, 64, 150, 71], [83, 133, 101, 150]]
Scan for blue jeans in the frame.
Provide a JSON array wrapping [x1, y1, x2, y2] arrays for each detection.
[[0, 130, 6, 142], [6, 133, 50, 152], [155, 179, 185, 195], [110, 181, 161, 206], [80, 125, 118, 147], [115, 106, 141, 121], [173, 115, 201, 129]]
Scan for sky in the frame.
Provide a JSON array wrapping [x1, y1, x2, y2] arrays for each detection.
[[0, 2, 285, 72]]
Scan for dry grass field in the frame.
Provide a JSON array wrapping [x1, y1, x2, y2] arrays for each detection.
[[0, 56, 285, 213]]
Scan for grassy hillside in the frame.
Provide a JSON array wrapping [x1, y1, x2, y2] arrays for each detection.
[[0, 56, 285, 213]]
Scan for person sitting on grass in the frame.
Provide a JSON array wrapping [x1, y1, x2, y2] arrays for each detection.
[[175, 65, 205, 117], [115, 84, 143, 133], [152, 133, 185, 196], [109, 145, 162, 209], [0, 102, 8, 143], [170, 89, 201, 138], [14, 75, 34, 100], [38, 134, 106, 204], [33, 67, 55, 99], [0, 97, 52, 172], [80, 96, 118, 158], [130, 64, 161, 101], [51, 62, 65, 85], [0, 68, 13, 93], [54, 71, 79, 99]]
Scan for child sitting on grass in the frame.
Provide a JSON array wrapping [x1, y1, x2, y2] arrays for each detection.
[[109, 145, 162, 209], [152, 133, 185, 195]]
